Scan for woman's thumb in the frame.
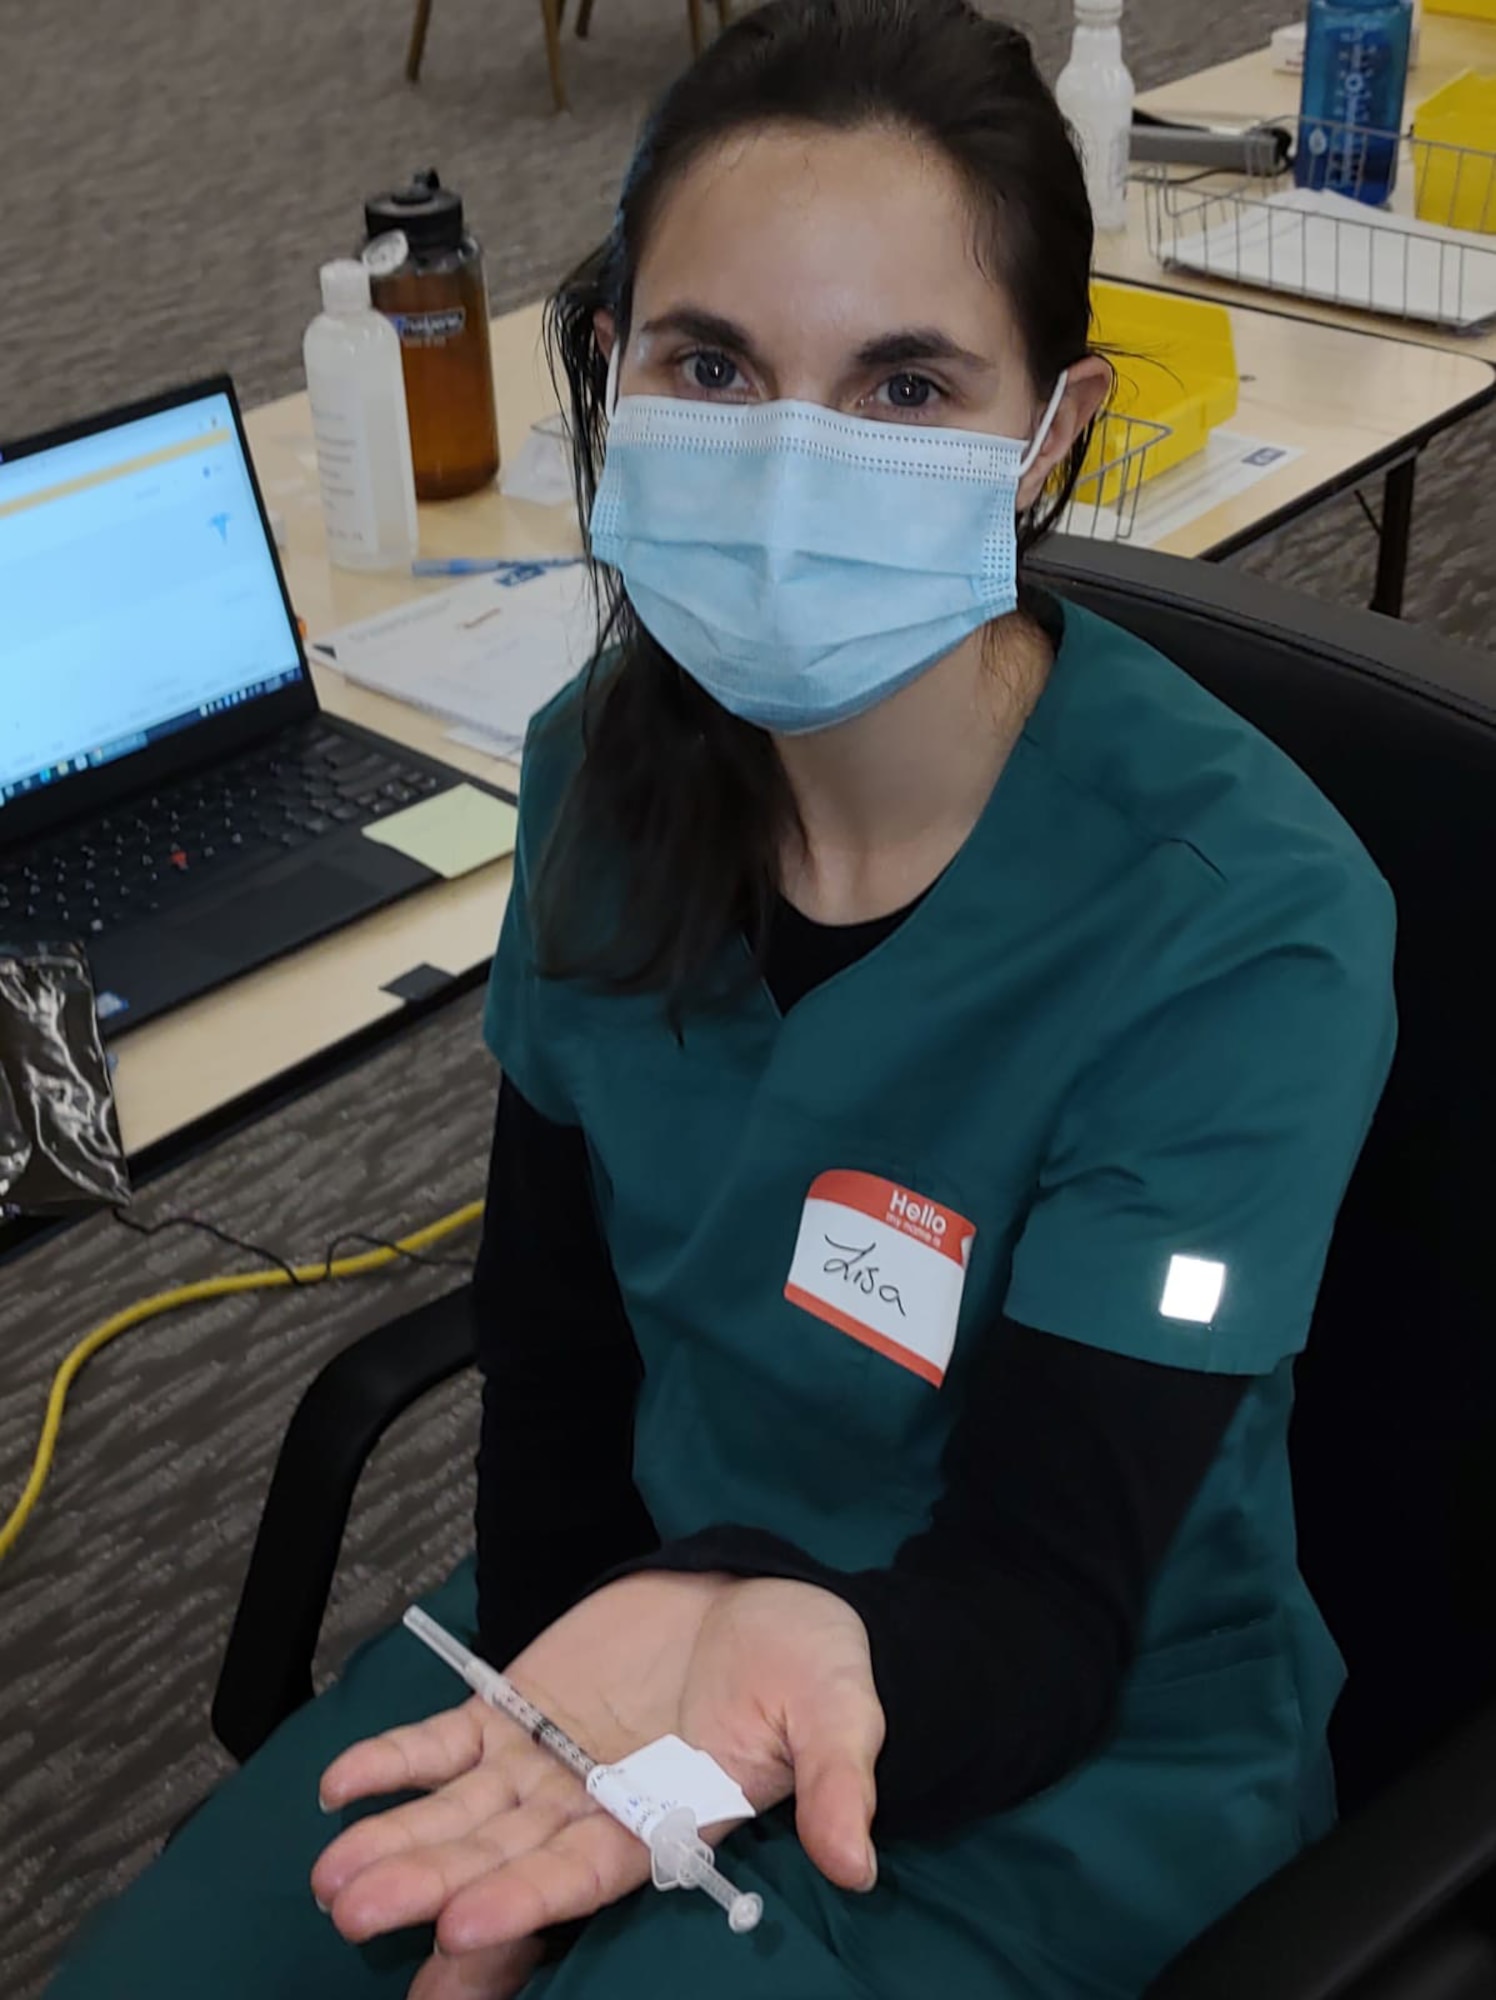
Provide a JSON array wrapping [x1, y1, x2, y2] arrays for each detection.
[[787, 1674, 885, 1893]]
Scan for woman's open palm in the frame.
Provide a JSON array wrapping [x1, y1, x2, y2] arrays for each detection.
[[311, 1571, 885, 1998]]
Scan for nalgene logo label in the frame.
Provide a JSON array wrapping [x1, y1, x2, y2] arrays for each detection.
[[392, 307, 468, 346]]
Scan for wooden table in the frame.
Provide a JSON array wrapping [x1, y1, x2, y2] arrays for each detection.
[[1101, 11, 1496, 364], [105, 287, 1493, 1165], [1088, 11, 1496, 614], [1083, 288, 1491, 588]]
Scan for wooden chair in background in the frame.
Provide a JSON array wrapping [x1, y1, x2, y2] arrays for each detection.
[[406, 0, 734, 111]]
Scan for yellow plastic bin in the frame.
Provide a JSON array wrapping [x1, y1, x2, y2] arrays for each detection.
[[1080, 283, 1239, 510], [1424, 0, 1496, 22], [1412, 71, 1496, 233]]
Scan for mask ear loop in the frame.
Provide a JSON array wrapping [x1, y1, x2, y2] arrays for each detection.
[[1016, 369, 1070, 478], [604, 340, 622, 423]]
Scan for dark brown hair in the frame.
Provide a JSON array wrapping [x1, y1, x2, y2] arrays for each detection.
[[534, 0, 1097, 1021]]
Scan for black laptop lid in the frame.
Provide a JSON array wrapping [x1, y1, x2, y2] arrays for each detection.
[[0, 376, 316, 855]]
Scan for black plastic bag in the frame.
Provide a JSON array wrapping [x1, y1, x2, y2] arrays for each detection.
[[0, 939, 129, 1215], [0, 1061, 29, 1196]]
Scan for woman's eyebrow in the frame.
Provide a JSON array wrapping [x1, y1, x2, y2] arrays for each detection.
[[855, 329, 993, 373], [634, 310, 992, 376], [637, 307, 761, 363]]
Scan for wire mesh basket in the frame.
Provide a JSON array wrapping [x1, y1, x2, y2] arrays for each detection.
[[1141, 118, 1496, 331], [1057, 411, 1173, 542]]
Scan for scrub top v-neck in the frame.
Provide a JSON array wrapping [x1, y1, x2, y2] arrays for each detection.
[[484, 598, 1396, 1998]]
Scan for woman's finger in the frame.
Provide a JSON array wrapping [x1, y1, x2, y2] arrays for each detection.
[[437, 1811, 649, 1953], [322, 1792, 596, 1944], [314, 1759, 531, 1906], [406, 1937, 545, 2000], [320, 1701, 489, 1812]]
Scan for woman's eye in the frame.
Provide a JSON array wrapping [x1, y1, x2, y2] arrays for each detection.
[[685, 350, 743, 393], [880, 372, 937, 412]]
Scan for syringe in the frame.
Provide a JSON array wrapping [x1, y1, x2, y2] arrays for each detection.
[[402, 1607, 763, 1935]]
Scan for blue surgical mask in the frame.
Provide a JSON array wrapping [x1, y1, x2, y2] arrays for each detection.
[[589, 354, 1067, 735]]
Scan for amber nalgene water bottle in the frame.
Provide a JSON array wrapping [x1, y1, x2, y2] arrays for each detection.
[[363, 170, 501, 501]]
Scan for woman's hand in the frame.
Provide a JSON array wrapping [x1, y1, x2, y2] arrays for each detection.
[[311, 1571, 884, 1993]]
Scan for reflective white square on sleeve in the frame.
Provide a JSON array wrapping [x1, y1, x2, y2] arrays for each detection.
[[1159, 1254, 1227, 1324]]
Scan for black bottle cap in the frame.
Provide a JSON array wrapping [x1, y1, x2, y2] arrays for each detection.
[[364, 168, 465, 253]]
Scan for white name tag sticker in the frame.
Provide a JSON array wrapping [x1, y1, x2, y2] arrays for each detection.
[[784, 1170, 976, 1387]]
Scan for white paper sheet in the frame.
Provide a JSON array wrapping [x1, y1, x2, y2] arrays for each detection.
[[1064, 431, 1305, 548], [446, 721, 525, 762], [1163, 187, 1496, 329], [312, 561, 595, 748]]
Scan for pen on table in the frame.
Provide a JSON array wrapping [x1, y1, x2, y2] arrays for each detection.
[[411, 556, 578, 577]]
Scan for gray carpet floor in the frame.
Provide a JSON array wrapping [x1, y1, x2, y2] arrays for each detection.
[[0, 1, 1490, 1994]]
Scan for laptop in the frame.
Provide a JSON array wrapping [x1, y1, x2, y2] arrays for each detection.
[[0, 376, 514, 1038]]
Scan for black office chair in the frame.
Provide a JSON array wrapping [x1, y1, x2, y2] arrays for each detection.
[[213, 542, 1496, 2000]]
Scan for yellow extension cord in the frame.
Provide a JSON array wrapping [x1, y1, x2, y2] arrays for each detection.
[[0, 1198, 483, 1565]]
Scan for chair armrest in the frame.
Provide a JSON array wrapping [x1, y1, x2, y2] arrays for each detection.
[[1028, 536, 1496, 719], [1145, 1700, 1496, 2000], [211, 1285, 477, 1763], [1352, 1923, 1496, 2000]]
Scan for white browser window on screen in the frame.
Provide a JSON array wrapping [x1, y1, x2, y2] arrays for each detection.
[[0, 392, 302, 803]]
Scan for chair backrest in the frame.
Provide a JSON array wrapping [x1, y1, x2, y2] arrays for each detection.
[[1033, 542, 1496, 1814]]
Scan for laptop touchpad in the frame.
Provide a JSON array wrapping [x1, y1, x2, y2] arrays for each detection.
[[168, 864, 386, 963]]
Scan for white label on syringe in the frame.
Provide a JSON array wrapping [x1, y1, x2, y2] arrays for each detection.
[[586, 1735, 754, 1839]]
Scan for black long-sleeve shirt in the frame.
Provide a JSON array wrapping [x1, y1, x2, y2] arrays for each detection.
[[472, 894, 1247, 1838]]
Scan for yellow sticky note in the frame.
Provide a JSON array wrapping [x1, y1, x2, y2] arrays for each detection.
[[362, 783, 518, 880]]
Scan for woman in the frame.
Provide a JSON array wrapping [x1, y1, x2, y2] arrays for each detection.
[[48, 3, 1396, 1996]]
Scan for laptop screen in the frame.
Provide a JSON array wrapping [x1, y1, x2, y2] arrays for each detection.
[[0, 388, 305, 809]]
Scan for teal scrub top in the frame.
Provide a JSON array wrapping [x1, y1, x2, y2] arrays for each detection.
[[484, 601, 1397, 1998]]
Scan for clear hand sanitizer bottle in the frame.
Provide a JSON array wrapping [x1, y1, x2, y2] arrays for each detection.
[[1055, 0, 1135, 234], [303, 259, 419, 572]]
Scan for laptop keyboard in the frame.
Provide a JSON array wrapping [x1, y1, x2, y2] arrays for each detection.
[[0, 724, 446, 938]]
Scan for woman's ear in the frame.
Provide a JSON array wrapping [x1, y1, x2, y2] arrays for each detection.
[[1016, 354, 1113, 512], [594, 308, 617, 363]]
